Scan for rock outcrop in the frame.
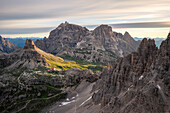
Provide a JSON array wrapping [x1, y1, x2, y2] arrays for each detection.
[[65, 68, 99, 86], [23, 39, 36, 49], [0, 36, 19, 53], [0, 39, 63, 71], [35, 22, 140, 64], [91, 33, 170, 113]]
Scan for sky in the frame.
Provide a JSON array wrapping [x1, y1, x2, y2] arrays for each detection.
[[0, 0, 170, 38]]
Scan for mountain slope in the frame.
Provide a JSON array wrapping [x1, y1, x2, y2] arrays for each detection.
[[0, 39, 104, 72], [0, 36, 19, 53], [91, 33, 170, 113], [35, 22, 140, 64]]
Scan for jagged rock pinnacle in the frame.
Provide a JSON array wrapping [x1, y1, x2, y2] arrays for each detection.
[[168, 32, 170, 39], [24, 39, 36, 49]]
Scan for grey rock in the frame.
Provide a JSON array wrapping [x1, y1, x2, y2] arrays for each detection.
[[35, 22, 140, 64], [92, 33, 170, 113], [0, 36, 19, 53]]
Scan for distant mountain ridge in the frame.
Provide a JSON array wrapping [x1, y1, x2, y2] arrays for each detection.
[[0, 36, 19, 53], [35, 22, 140, 64], [7, 37, 42, 47]]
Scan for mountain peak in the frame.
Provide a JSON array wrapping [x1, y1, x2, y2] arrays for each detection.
[[96, 24, 112, 30], [0, 36, 19, 53], [168, 32, 170, 39], [137, 38, 157, 56], [124, 31, 130, 36], [92, 24, 113, 37], [64, 21, 69, 24], [24, 39, 36, 49], [159, 32, 170, 54]]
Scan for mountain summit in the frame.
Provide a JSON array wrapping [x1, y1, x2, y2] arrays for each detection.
[[24, 39, 36, 49], [0, 36, 19, 53], [35, 22, 140, 64]]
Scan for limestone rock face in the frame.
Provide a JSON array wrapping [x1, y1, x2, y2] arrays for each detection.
[[0, 39, 47, 70], [35, 22, 140, 64], [92, 25, 113, 39], [65, 68, 98, 86], [24, 39, 36, 49], [35, 22, 89, 54], [0, 36, 19, 53], [92, 33, 170, 113]]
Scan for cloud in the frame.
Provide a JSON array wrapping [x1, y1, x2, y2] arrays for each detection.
[[0, 0, 170, 37], [1, 0, 170, 21], [0, 27, 54, 34], [109, 22, 170, 28], [84, 21, 170, 29]]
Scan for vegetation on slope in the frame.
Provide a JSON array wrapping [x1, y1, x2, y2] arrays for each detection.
[[35, 47, 106, 72]]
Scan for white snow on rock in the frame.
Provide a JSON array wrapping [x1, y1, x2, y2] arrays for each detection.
[[79, 96, 92, 107], [59, 94, 79, 107], [157, 85, 161, 89], [59, 100, 75, 106], [139, 75, 144, 80]]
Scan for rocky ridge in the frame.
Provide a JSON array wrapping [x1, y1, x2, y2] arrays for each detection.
[[35, 22, 140, 64], [0, 39, 63, 71], [91, 33, 170, 113], [0, 36, 19, 53]]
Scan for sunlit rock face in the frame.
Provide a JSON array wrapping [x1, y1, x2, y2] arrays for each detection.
[[92, 33, 170, 113], [23, 39, 36, 49]]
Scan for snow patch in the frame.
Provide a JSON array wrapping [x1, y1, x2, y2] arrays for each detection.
[[157, 85, 161, 89], [79, 96, 92, 107], [71, 96, 75, 99], [59, 94, 79, 107], [59, 100, 75, 106], [71, 93, 79, 99], [139, 75, 144, 80]]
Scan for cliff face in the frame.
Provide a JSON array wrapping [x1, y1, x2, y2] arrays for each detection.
[[0, 39, 47, 70], [0, 39, 64, 71], [35, 22, 89, 54], [92, 33, 170, 113], [35, 22, 140, 64], [0, 36, 19, 53]]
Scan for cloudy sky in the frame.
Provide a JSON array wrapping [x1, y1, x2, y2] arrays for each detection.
[[0, 0, 170, 38]]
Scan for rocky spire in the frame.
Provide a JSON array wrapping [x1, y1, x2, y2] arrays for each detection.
[[159, 32, 170, 56], [168, 32, 170, 39], [0, 36, 3, 43], [24, 39, 36, 49], [137, 38, 157, 56], [92, 33, 170, 113]]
